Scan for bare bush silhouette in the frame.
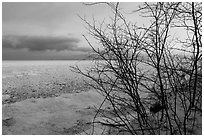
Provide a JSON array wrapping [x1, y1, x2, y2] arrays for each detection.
[[71, 2, 202, 135]]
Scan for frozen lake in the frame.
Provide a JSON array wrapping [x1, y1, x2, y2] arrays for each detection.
[[2, 60, 96, 100], [2, 60, 151, 101], [2, 60, 93, 78]]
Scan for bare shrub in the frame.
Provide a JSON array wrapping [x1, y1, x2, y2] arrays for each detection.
[[71, 2, 202, 135]]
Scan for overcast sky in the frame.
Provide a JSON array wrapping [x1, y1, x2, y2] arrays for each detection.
[[2, 2, 144, 60]]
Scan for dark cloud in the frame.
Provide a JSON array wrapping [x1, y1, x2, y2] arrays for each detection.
[[2, 48, 91, 60], [2, 35, 91, 52]]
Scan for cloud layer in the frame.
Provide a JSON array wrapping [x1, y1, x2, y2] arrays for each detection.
[[2, 35, 91, 52]]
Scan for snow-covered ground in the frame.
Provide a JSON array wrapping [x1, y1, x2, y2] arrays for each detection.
[[2, 90, 112, 135], [2, 60, 113, 135]]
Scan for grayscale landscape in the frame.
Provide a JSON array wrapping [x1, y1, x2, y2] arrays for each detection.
[[2, 2, 202, 135], [2, 60, 109, 134]]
